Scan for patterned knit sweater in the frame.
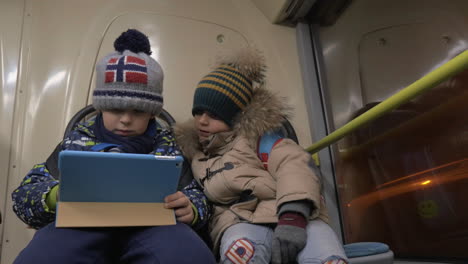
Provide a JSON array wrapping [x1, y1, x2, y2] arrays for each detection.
[[12, 118, 211, 230]]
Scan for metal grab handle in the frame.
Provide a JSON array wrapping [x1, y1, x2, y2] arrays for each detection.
[[306, 50, 468, 154]]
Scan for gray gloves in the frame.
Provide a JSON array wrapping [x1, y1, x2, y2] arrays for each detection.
[[271, 201, 313, 264], [272, 221, 307, 264]]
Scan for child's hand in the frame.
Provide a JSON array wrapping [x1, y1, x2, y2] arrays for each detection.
[[164, 191, 194, 224], [272, 212, 308, 264]]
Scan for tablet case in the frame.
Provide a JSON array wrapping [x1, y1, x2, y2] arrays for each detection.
[[56, 150, 183, 227]]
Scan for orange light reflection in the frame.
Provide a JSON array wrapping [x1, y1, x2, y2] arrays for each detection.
[[421, 180, 431, 185]]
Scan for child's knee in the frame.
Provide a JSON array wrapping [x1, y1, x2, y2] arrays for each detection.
[[297, 254, 349, 264], [322, 255, 348, 264], [221, 238, 269, 264], [300, 255, 348, 264]]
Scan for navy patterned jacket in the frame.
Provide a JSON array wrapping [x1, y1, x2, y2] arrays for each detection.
[[12, 118, 211, 230]]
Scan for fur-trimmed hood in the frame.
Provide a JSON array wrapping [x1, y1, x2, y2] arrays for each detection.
[[174, 86, 292, 159]]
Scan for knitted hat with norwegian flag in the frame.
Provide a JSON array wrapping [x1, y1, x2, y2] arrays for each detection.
[[93, 29, 164, 116]]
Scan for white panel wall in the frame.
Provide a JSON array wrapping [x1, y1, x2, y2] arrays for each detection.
[[0, 0, 25, 260], [319, 0, 468, 129], [0, 0, 311, 262]]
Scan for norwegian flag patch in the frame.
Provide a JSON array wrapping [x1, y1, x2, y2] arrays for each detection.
[[105, 56, 148, 84], [225, 239, 254, 264]]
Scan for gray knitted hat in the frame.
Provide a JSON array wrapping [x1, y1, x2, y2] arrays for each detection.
[[93, 29, 164, 115]]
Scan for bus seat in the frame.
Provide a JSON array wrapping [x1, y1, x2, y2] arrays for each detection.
[[45, 105, 176, 179], [63, 104, 175, 139], [47, 110, 396, 264], [261, 120, 394, 264], [277, 118, 299, 144], [344, 242, 393, 264]]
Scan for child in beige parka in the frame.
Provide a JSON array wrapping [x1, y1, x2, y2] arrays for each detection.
[[175, 47, 348, 264]]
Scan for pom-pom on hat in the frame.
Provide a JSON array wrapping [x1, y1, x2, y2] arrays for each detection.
[[93, 29, 164, 116], [192, 47, 266, 126]]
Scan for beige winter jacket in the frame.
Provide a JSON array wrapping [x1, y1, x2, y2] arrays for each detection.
[[175, 87, 328, 250]]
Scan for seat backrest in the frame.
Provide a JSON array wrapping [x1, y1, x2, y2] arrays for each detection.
[[63, 105, 176, 139], [257, 119, 394, 263], [46, 105, 176, 179], [256, 118, 303, 168], [277, 118, 299, 144]]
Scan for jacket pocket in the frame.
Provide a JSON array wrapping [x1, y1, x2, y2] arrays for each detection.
[[229, 198, 258, 222]]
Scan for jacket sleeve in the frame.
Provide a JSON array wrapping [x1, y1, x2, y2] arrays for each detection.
[[153, 129, 182, 156], [267, 138, 322, 215], [11, 130, 89, 229], [179, 160, 212, 230], [182, 178, 212, 230], [11, 162, 59, 229], [156, 129, 213, 229]]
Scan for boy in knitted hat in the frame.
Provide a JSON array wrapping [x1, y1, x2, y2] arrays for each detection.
[[175, 48, 348, 264], [11, 29, 215, 264]]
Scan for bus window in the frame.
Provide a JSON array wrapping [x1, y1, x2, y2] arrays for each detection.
[[336, 69, 468, 260]]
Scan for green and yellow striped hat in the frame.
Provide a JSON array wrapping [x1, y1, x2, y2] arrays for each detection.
[[192, 47, 265, 126]]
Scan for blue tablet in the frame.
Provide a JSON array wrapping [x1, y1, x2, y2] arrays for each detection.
[[58, 150, 183, 203], [56, 151, 184, 227]]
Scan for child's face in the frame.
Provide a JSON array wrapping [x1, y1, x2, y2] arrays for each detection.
[[193, 111, 230, 142], [102, 109, 153, 137]]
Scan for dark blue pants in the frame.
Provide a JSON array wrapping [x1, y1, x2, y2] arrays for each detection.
[[14, 222, 216, 264]]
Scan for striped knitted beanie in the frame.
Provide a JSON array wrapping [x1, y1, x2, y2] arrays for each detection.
[[93, 29, 164, 116], [192, 47, 266, 126]]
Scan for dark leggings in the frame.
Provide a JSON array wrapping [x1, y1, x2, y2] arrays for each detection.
[[14, 222, 216, 264]]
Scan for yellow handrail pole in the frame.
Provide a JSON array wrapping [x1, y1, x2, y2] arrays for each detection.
[[306, 50, 468, 154]]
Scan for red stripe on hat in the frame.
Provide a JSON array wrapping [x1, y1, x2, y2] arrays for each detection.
[[126, 56, 146, 66], [105, 71, 116, 83], [124, 71, 148, 84], [108, 57, 119, 64]]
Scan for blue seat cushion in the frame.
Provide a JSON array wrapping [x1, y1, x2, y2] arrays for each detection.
[[344, 242, 390, 258]]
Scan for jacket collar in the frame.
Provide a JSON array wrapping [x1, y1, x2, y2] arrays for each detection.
[[74, 116, 163, 139], [75, 118, 97, 137], [202, 131, 235, 154], [174, 86, 291, 159]]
